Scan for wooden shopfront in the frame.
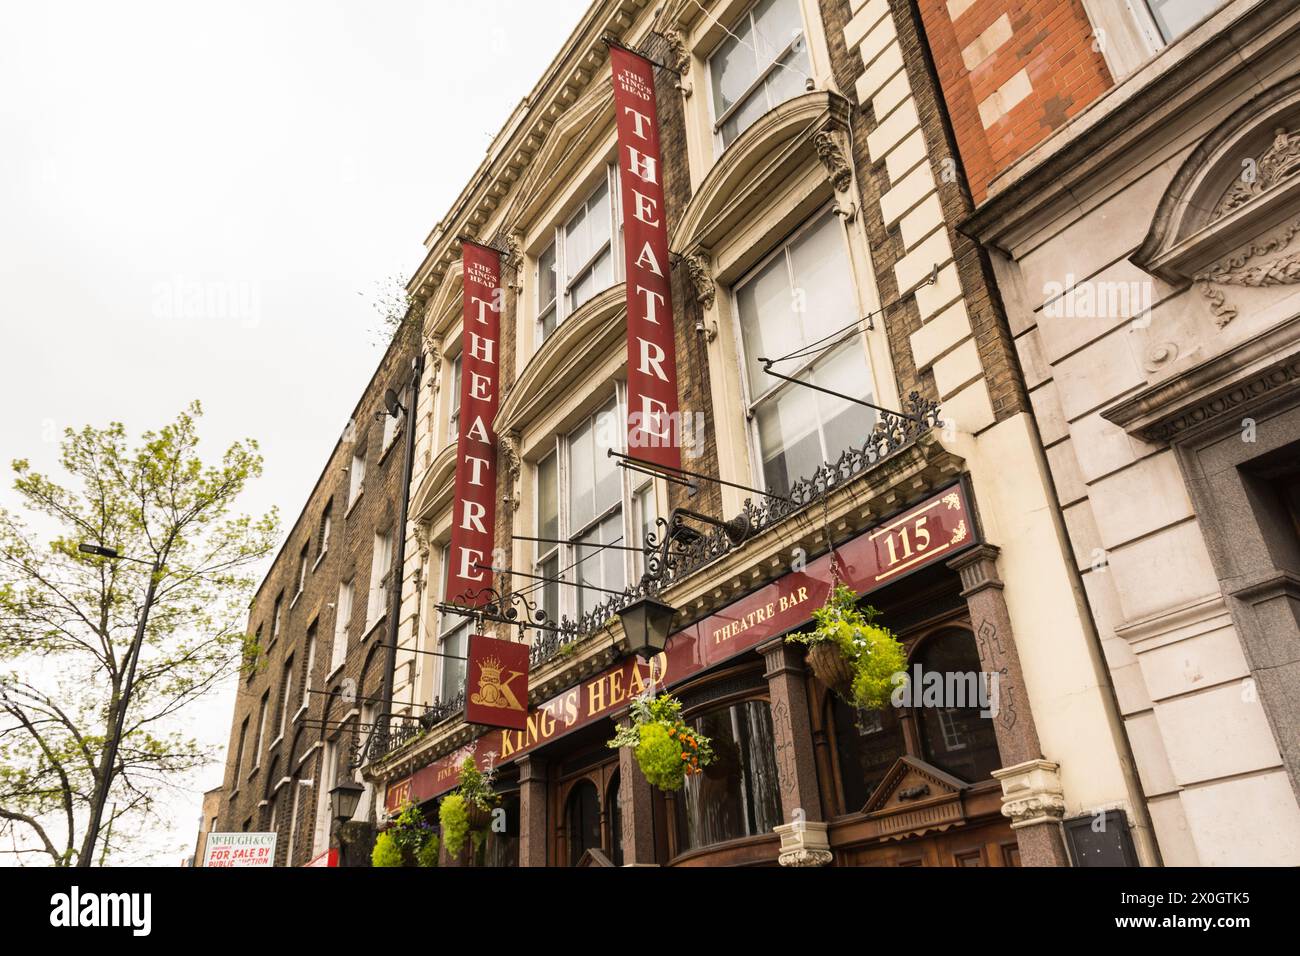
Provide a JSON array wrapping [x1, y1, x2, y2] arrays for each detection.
[[385, 480, 1020, 866]]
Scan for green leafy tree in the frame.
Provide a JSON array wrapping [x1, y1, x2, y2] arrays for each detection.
[[0, 402, 278, 865]]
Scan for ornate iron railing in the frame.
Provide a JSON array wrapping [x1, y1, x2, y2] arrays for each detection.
[[373, 392, 939, 763]]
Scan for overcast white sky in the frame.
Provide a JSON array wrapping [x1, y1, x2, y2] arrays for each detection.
[[0, 0, 590, 865]]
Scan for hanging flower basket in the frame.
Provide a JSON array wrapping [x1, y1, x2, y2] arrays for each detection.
[[371, 800, 439, 867], [607, 691, 715, 792], [439, 757, 500, 858], [787, 583, 907, 711], [806, 640, 855, 695]]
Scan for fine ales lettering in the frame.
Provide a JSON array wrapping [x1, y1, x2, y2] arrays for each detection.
[[447, 242, 503, 605], [611, 46, 682, 471], [388, 484, 977, 807]]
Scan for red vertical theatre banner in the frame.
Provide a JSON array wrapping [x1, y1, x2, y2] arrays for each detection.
[[446, 241, 502, 605], [610, 45, 682, 472]]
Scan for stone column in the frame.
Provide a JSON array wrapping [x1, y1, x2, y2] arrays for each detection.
[[615, 727, 657, 866], [948, 543, 1069, 866], [757, 637, 832, 867], [517, 754, 548, 867]]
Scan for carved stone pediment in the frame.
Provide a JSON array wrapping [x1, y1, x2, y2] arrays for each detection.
[[860, 755, 969, 841], [1133, 78, 1300, 288], [1194, 217, 1300, 327], [669, 90, 854, 272]]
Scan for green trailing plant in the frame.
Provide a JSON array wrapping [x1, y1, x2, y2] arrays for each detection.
[[438, 794, 470, 858], [607, 691, 715, 791], [371, 799, 439, 867], [438, 758, 499, 858], [0, 402, 278, 865], [787, 583, 907, 711]]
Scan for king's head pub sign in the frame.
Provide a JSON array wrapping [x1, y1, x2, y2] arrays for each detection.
[[387, 480, 979, 810]]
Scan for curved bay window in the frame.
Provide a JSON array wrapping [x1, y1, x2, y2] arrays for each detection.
[[673, 699, 782, 853], [913, 629, 1001, 783], [734, 209, 878, 497]]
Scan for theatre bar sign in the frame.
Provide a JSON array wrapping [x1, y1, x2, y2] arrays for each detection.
[[387, 482, 979, 810]]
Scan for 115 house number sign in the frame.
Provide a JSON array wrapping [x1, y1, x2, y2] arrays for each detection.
[[871, 490, 971, 585]]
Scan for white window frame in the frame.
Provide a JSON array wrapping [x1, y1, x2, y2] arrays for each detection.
[[367, 529, 393, 632], [447, 351, 463, 441], [730, 207, 878, 495], [275, 656, 294, 742], [312, 741, 337, 856], [232, 718, 249, 788], [535, 163, 623, 347], [293, 545, 308, 603], [705, 0, 810, 154], [436, 545, 471, 704], [331, 578, 353, 673], [286, 779, 303, 866], [253, 693, 269, 771], [348, 446, 366, 510], [1136, 0, 1222, 45], [299, 625, 316, 714], [382, 384, 409, 452], [315, 504, 332, 569], [531, 387, 657, 623], [271, 592, 283, 644]]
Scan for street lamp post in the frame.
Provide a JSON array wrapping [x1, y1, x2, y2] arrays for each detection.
[[77, 542, 162, 867]]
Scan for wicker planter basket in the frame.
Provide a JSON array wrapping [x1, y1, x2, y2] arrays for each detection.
[[465, 801, 493, 830], [806, 641, 854, 695]]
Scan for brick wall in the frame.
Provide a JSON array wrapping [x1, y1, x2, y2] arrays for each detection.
[[215, 329, 419, 866], [659, 61, 722, 521], [822, 0, 1031, 425], [915, 0, 1112, 202]]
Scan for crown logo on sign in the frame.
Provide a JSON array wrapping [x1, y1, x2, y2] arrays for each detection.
[[479, 656, 503, 683]]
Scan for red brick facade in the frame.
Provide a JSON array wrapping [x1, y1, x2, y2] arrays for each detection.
[[916, 0, 1112, 201]]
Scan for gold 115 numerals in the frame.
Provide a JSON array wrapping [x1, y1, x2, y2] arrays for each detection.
[[881, 516, 931, 567]]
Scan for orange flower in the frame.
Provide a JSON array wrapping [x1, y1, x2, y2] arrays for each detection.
[[681, 753, 689, 761]]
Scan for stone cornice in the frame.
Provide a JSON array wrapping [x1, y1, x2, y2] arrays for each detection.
[[406, 0, 654, 309], [495, 283, 627, 437], [669, 90, 851, 265], [1100, 312, 1300, 443], [410, 439, 457, 526]]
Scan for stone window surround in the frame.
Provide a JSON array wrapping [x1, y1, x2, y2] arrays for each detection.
[[520, 142, 623, 356], [727, 204, 882, 496], [670, 110, 899, 512], [675, 0, 838, 193], [1132, 370, 1300, 804]]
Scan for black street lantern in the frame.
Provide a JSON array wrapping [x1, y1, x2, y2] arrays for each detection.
[[330, 779, 364, 824], [617, 595, 677, 659]]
